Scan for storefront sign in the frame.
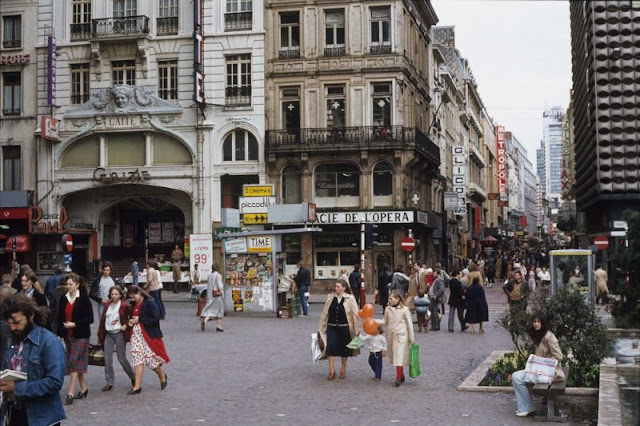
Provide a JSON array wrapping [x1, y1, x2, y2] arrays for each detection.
[[238, 197, 276, 214], [105, 116, 140, 128], [29, 206, 69, 234], [0, 54, 30, 65], [248, 235, 272, 253], [189, 233, 213, 280], [495, 125, 508, 202], [41, 116, 60, 141], [224, 237, 248, 254], [315, 211, 414, 224], [452, 146, 467, 215], [242, 184, 274, 197], [93, 167, 150, 184]]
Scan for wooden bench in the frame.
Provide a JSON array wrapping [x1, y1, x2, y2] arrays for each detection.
[[530, 365, 570, 422]]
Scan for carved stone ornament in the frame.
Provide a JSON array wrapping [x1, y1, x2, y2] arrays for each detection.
[[64, 85, 182, 119]]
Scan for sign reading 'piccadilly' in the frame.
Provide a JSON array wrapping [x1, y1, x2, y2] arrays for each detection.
[[495, 125, 508, 202]]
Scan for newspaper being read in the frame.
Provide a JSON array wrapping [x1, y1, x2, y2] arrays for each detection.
[[523, 354, 558, 384], [0, 369, 27, 382]]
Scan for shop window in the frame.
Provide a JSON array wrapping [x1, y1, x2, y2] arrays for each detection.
[[61, 136, 99, 167], [225, 54, 251, 106], [114, 0, 137, 17], [107, 133, 145, 166], [2, 16, 21, 49], [158, 60, 178, 101], [373, 161, 393, 206], [153, 134, 191, 164], [2, 146, 21, 191], [222, 129, 258, 161], [71, 63, 90, 105], [71, 0, 91, 41], [315, 250, 359, 280], [2, 72, 21, 116], [112, 60, 136, 86], [372, 82, 392, 131], [282, 166, 301, 204], [279, 11, 300, 59], [315, 163, 359, 208], [369, 6, 391, 54], [324, 9, 345, 56]]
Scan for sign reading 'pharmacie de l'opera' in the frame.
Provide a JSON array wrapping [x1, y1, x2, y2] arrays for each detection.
[[315, 211, 414, 224]]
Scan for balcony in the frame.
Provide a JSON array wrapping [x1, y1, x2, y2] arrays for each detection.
[[266, 125, 440, 165], [324, 47, 346, 57], [279, 48, 300, 59], [70, 23, 91, 41], [91, 16, 150, 39], [225, 11, 252, 31], [225, 86, 252, 106], [157, 16, 178, 35], [370, 44, 392, 55]]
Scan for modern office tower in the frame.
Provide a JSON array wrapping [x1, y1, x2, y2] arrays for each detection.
[[542, 106, 565, 212]]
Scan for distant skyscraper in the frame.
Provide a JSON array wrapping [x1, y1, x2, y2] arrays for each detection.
[[542, 106, 565, 210], [536, 140, 546, 197]]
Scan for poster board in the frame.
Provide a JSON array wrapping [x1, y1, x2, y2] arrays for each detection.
[[189, 233, 213, 283]]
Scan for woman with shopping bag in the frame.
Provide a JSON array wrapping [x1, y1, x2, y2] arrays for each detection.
[[381, 290, 415, 386], [511, 312, 564, 417]]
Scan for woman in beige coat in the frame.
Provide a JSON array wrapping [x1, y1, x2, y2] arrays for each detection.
[[382, 290, 415, 386], [318, 280, 360, 380]]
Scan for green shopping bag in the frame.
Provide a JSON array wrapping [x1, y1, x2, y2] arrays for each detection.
[[409, 343, 421, 378]]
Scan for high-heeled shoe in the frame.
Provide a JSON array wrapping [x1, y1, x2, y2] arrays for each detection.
[[327, 371, 335, 381], [126, 388, 142, 395], [216, 327, 224, 332], [339, 370, 346, 379], [74, 389, 88, 399], [160, 374, 168, 390], [200, 319, 205, 331], [64, 395, 74, 405]]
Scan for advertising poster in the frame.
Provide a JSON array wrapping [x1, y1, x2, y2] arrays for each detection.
[[189, 234, 213, 282], [161, 222, 174, 242], [149, 223, 161, 244], [224, 252, 275, 312]]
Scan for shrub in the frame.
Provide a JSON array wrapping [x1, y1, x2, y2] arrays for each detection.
[[480, 352, 527, 386]]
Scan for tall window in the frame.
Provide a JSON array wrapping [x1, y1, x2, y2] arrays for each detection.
[[223, 129, 258, 161], [325, 85, 345, 128], [2, 72, 21, 116], [2, 146, 21, 191], [158, 0, 178, 35], [225, 55, 251, 106], [279, 12, 300, 59], [158, 60, 178, 101], [71, 63, 90, 104], [282, 166, 301, 204], [112, 60, 136, 85], [373, 162, 393, 196], [370, 6, 391, 54], [315, 164, 359, 198], [2, 16, 21, 48], [324, 9, 345, 56], [225, 0, 252, 31], [113, 0, 137, 17], [281, 87, 300, 133], [71, 0, 91, 40], [372, 83, 392, 129]]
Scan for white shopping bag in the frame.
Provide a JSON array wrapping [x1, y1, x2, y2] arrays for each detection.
[[523, 354, 558, 384], [311, 333, 323, 363]]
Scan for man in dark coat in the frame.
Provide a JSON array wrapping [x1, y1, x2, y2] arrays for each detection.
[[348, 264, 361, 305], [447, 269, 467, 332], [293, 261, 311, 316], [377, 265, 392, 313]]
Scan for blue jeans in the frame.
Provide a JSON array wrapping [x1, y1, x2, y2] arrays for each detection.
[[368, 352, 383, 379], [512, 369, 535, 414], [298, 286, 308, 315]]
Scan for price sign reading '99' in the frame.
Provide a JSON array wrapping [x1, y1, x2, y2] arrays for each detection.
[[189, 234, 213, 283]]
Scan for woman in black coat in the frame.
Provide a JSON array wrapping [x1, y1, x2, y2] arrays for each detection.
[[57, 273, 94, 405], [447, 270, 468, 332], [464, 277, 488, 334]]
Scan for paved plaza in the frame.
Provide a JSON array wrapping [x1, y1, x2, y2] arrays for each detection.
[[60, 287, 578, 425]]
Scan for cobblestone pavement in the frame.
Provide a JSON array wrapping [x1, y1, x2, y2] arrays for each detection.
[[60, 286, 574, 426]]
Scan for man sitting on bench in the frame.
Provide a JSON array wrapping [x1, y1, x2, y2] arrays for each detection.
[[511, 312, 565, 418]]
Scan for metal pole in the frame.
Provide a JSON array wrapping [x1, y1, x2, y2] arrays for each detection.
[[408, 228, 413, 268], [360, 222, 366, 308]]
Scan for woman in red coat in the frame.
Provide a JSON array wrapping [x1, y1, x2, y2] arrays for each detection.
[[97, 284, 135, 391]]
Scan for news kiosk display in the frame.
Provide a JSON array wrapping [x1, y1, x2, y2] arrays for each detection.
[[549, 249, 595, 302]]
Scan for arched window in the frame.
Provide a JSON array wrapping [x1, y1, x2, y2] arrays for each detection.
[[223, 129, 258, 161], [373, 161, 393, 206], [282, 166, 301, 204], [61, 136, 100, 167], [315, 163, 359, 198]]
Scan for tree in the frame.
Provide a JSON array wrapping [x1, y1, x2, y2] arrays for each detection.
[[610, 209, 640, 328]]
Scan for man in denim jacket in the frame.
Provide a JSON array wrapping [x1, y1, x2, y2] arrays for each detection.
[[0, 294, 66, 426]]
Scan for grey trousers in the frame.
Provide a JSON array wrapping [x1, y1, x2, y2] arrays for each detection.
[[104, 331, 134, 386]]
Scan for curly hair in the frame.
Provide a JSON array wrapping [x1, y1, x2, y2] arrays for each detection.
[[1, 294, 48, 326]]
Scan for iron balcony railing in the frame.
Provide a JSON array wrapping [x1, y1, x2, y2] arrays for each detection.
[[70, 23, 91, 41], [2, 40, 21, 49], [225, 86, 252, 106], [156, 16, 178, 35], [279, 48, 300, 59], [324, 46, 346, 57], [266, 125, 440, 164], [370, 44, 392, 55], [91, 16, 150, 38], [224, 11, 252, 31]]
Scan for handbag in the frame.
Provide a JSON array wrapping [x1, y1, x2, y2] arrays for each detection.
[[311, 333, 324, 363], [88, 344, 105, 367], [212, 289, 222, 297], [523, 354, 558, 384], [409, 343, 421, 378]]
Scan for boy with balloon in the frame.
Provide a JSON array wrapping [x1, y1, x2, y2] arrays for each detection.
[[357, 303, 387, 381]]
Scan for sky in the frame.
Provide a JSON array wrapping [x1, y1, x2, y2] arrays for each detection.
[[431, 0, 573, 164]]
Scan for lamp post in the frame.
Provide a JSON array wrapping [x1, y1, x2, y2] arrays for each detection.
[[436, 175, 449, 269]]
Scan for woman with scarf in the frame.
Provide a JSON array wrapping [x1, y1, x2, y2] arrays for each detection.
[[126, 285, 169, 395]]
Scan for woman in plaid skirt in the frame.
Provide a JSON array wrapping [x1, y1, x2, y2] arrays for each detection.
[[56, 272, 94, 405]]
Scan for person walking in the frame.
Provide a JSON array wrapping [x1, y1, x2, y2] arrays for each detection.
[[131, 260, 140, 287], [406, 262, 425, 312], [144, 262, 166, 320], [503, 270, 528, 310], [348, 264, 361, 306], [377, 265, 392, 313], [170, 244, 183, 294], [447, 269, 468, 332], [97, 284, 135, 392], [200, 263, 224, 332], [381, 290, 415, 386], [293, 261, 311, 316], [0, 294, 66, 426], [44, 267, 64, 306], [413, 290, 430, 333], [57, 272, 94, 405], [359, 323, 387, 382], [511, 312, 564, 417], [19, 271, 48, 307], [389, 266, 410, 298], [464, 277, 489, 334], [594, 264, 609, 305], [428, 270, 445, 331], [318, 280, 360, 381], [126, 285, 169, 395], [90, 261, 117, 321]]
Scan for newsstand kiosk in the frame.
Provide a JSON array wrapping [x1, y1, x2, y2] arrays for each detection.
[[222, 234, 278, 315]]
